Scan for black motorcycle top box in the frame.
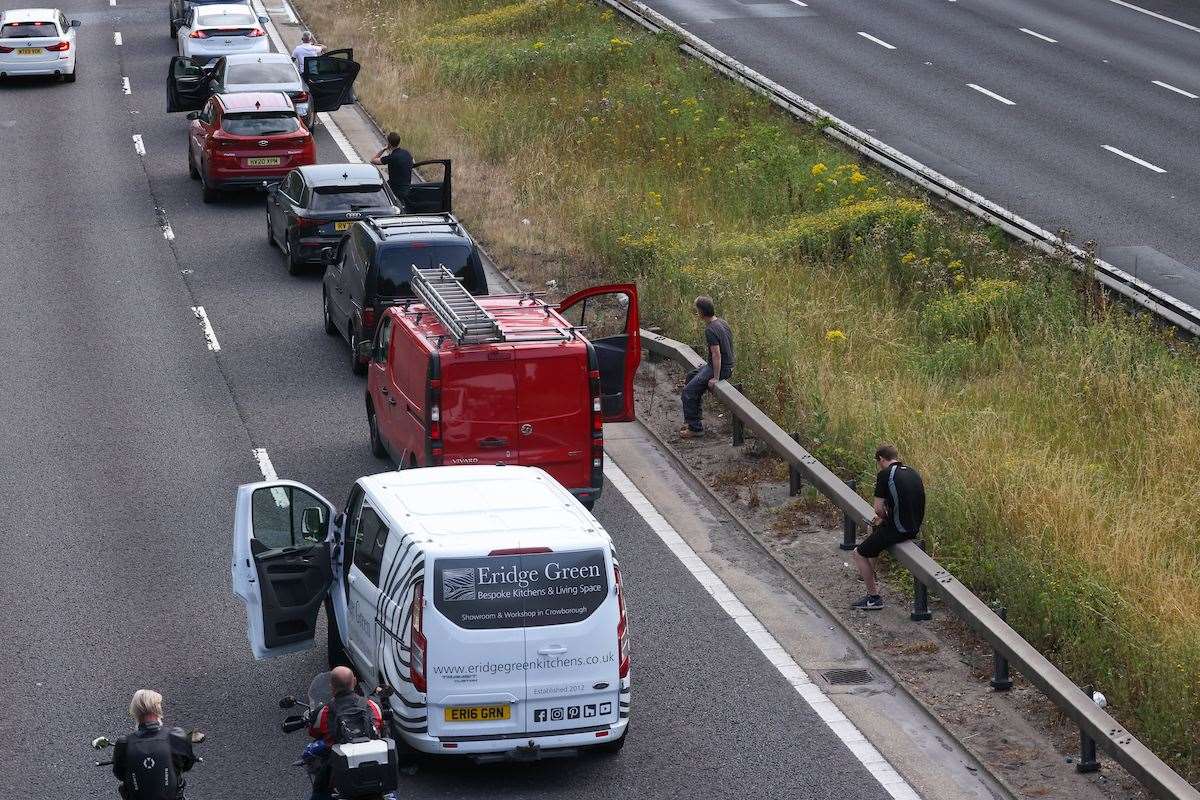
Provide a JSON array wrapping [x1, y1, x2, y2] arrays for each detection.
[[331, 738, 398, 795]]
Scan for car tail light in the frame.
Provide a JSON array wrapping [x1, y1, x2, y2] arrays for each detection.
[[428, 379, 442, 463], [361, 305, 377, 332], [292, 215, 320, 231], [409, 580, 427, 693], [45, 40, 69, 51], [0, 45, 13, 53], [615, 566, 629, 678], [248, 27, 265, 36], [289, 90, 309, 103], [189, 29, 208, 38]]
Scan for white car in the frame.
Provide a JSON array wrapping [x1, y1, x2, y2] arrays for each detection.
[[0, 8, 80, 82], [232, 465, 631, 761], [176, 3, 269, 63]]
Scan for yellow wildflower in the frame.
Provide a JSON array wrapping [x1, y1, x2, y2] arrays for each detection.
[[949, 259, 964, 270], [810, 162, 827, 176], [668, 108, 680, 115], [532, 41, 545, 49], [901, 252, 917, 264], [825, 330, 847, 343], [850, 171, 866, 184]]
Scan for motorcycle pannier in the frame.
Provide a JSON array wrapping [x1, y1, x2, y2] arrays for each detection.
[[331, 739, 398, 795]]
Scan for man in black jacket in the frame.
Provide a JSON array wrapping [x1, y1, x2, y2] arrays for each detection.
[[112, 690, 197, 800], [852, 444, 926, 610]]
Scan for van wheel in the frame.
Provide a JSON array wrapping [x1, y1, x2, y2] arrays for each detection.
[[594, 726, 628, 755], [368, 406, 388, 459], [322, 291, 338, 335], [325, 600, 351, 669], [350, 329, 367, 376]]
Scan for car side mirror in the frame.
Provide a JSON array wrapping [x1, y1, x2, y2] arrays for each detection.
[[70, 19, 81, 27], [300, 507, 325, 541], [186, 111, 200, 121], [258, 14, 270, 23], [279, 696, 297, 709], [356, 339, 373, 361]]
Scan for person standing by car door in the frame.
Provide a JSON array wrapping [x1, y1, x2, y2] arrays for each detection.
[[291, 31, 324, 70], [371, 132, 413, 204]]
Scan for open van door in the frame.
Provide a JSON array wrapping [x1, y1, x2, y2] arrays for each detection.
[[559, 284, 641, 422], [232, 480, 335, 660], [404, 159, 453, 214], [166, 56, 210, 113], [303, 49, 360, 113]]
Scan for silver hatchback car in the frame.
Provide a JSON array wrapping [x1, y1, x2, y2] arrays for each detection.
[[204, 52, 314, 126]]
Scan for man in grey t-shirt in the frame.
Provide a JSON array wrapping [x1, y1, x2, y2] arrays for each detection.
[[680, 295, 734, 437]]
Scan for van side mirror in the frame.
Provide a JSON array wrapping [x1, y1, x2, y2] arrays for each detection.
[[70, 19, 82, 27], [356, 339, 373, 360], [186, 111, 200, 121], [300, 507, 325, 540]]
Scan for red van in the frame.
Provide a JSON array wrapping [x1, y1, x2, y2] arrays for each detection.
[[364, 268, 640, 507]]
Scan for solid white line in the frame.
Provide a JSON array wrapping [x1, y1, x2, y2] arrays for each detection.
[[857, 31, 896, 49], [1019, 27, 1057, 42], [109, 0, 116, 5], [1102, 144, 1166, 173], [1102, 0, 1200, 35], [1152, 79, 1198, 98], [113, 31, 122, 45], [604, 462, 920, 800], [253, 447, 278, 479], [191, 306, 222, 351], [122, 76, 131, 94], [967, 83, 1016, 105], [281, 0, 298, 24], [788, 0, 807, 6], [131, 134, 145, 155]]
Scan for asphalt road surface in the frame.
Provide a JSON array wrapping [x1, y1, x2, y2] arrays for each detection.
[[638, 0, 1200, 308], [0, 1, 895, 798]]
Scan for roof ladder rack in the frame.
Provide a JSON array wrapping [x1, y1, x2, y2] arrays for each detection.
[[410, 266, 504, 344]]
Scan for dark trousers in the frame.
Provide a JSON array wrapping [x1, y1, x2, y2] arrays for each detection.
[[682, 364, 731, 431]]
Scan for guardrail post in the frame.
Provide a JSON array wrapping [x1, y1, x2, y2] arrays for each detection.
[[1077, 684, 1101, 773], [990, 605, 1013, 691], [910, 540, 933, 621], [788, 433, 803, 496], [839, 479, 857, 550], [730, 383, 744, 446]]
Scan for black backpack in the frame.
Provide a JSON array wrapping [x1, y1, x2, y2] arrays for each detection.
[[328, 694, 378, 744], [121, 729, 180, 800]]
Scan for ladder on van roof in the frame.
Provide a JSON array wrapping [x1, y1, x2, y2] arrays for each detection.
[[410, 266, 505, 344]]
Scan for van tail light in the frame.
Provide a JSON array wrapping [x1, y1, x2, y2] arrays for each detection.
[[409, 580, 427, 693], [589, 370, 603, 432], [615, 566, 629, 678], [290, 90, 309, 103], [248, 27, 265, 36], [189, 29, 208, 38], [428, 379, 442, 463], [45, 40, 70, 51], [361, 305, 377, 332]]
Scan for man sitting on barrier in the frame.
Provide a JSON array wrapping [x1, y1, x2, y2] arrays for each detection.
[[852, 444, 925, 610]]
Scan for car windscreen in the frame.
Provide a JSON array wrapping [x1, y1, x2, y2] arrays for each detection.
[[197, 11, 256, 27], [222, 112, 300, 136], [226, 62, 299, 85], [433, 550, 609, 630], [376, 243, 472, 297], [1, 21, 58, 37], [310, 185, 391, 212]]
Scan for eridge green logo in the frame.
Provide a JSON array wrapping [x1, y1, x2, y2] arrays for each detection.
[[441, 561, 603, 600]]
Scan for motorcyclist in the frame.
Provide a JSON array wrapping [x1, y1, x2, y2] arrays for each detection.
[[305, 666, 385, 800], [111, 690, 197, 800]]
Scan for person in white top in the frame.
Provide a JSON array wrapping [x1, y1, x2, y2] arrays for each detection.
[[291, 31, 324, 71]]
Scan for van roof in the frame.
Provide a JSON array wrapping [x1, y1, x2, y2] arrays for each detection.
[[394, 293, 583, 354], [361, 466, 609, 553]]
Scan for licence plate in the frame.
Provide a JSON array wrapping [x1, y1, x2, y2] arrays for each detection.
[[245, 157, 281, 167], [334, 221, 352, 231], [17, 47, 41, 55], [444, 704, 511, 723]]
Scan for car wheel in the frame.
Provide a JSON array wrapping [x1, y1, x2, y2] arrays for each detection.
[[169, 18, 178, 39], [322, 291, 338, 335], [368, 405, 388, 459], [266, 209, 276, 246], [188, 148, 199, 180], [285, 234, 303, 276], [63, 63, 76, 83], [594, 726, 628, 755], [201, 171, 219, 203], [350, 328, 367, 376]]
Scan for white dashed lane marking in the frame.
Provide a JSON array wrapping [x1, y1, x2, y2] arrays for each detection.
[[122, 76, 131, 94], [1019, 27, 1057, 43], [857, 31, 896, 49], [1152, 79, 1198, 98], [132, 134, 145, 155], [967, 83, 1016, 105], [1102, 144, 1167, 173], [191, 306, 221, 351], [113, 31, 122, 45]]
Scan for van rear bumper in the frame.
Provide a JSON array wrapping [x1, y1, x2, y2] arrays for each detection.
[[568, 484, 603, 507], [405, 718, 628, 759]]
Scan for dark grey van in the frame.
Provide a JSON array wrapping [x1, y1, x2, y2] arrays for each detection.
[[322, 214, 489, 374]]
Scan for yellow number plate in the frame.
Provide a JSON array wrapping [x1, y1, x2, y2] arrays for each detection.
[[17, 47, 41, 54], [245, 157, 281, 167], [444, 704, 511, 723], [334, 221, 353, 231]]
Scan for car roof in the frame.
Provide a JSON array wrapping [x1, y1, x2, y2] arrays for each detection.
[[1, 8, 60, 22], [195, 3, 257, 17], [359, 466, 609, 554], [222, 52, 294, 67], [217, 91, 293, 112], [298, 163, 383, 186], [364, 215, 471, 242]]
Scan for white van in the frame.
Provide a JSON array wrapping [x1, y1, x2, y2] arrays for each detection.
[[231, 465, 631, 760]]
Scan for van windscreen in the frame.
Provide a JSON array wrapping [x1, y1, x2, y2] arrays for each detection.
[[434, 549, 608, 630], [376, 243, 472, 297]]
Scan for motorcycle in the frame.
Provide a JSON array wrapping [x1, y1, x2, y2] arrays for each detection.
[[279, 671, 399, 800]]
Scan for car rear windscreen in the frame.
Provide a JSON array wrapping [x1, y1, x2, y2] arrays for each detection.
[[376, 243, 473, 297], [227, 63, 299, 85], [434, 550, 609, 630], [310, 186, 391, 212], [1, 21, 58, 37], [222, 112, 300, 136], [197, 11, 256, 27]]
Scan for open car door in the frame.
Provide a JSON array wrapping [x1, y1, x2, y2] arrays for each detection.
[[403, 159, 453, 214], [166, 56, 210, 113], [303, 48, 360, 113], [559, 284, 641, 422], [232, 480, 335, 660]]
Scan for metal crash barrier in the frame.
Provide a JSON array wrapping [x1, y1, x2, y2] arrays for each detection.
[[642, 329, 1200, 800]]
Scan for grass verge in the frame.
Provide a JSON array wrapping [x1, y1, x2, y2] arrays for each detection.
[[296, 0, 1200, 775]]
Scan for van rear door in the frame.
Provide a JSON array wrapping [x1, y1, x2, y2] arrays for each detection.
[[425, 552, 530, 740], [514, 344, 591, 491], [439, 350, 520, 467], [521, 548, 621, 735]]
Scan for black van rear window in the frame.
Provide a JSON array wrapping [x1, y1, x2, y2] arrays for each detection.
[[434, 550, 609, 630], [375, 243, 477, 297]]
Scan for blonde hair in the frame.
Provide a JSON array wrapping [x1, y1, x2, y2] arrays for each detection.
[[128, 689, 163, 722]]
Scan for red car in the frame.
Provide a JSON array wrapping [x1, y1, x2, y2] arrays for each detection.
[[186, 91, 315, 202]]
